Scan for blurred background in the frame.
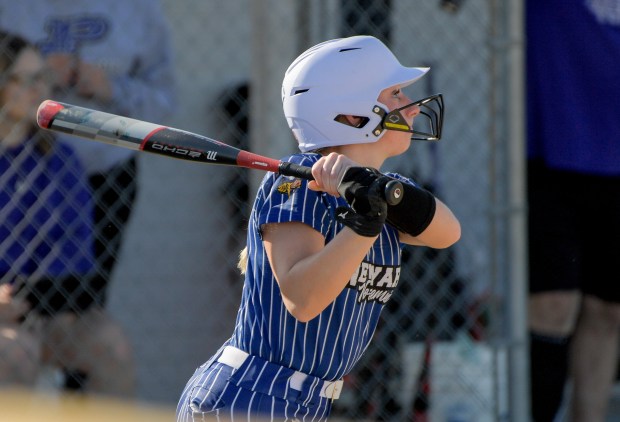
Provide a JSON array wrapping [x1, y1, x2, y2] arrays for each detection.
[[0, 0, 530, 420]]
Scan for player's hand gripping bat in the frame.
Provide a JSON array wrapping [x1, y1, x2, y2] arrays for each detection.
[[36, 100, 403, 205]]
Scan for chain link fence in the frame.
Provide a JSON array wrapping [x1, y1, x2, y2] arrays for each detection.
[[0, 0, 526, 420]]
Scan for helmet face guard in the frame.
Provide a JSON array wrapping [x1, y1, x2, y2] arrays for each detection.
[[372, 93, 444, 141]]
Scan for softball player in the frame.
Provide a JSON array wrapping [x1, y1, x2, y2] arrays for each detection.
[[177, 35, 461, 421]]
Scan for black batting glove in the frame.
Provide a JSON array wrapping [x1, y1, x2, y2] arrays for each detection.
[[337, 167, 381, 206], [335, 168, 388, 237]]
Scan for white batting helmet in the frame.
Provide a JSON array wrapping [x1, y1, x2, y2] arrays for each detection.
[[282, 35, 441, 153]]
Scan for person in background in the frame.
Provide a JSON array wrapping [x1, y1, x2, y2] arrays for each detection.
[[0, 30, 135, 395], [526, 1, 620, 421], [0, 0, 176, 391]]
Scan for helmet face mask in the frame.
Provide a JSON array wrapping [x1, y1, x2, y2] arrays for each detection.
[[282, 36, 443, 152], [372, 93, 444, 141]]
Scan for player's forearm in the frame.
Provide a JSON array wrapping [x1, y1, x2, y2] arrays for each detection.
[[399, 198, 461, 248], [277, 228, 376, 322]]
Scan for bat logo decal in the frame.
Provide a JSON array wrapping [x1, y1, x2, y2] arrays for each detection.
[[150, 143, 202, 159]]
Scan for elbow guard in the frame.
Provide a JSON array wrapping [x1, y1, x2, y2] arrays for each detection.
[[386, 183, 436, 236]]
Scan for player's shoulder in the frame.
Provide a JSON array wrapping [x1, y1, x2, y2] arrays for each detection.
[[280, 152, 320, 167], [266, 152, 314, 184], [384, 171, 419, 187], [257, 153, 321, 200]]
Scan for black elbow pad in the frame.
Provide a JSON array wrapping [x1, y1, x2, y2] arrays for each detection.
[[386, 183, 436, 236]]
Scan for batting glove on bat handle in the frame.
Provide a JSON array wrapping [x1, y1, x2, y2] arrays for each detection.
[[278, 161, 403, 205], [335, 176, 389, 237]]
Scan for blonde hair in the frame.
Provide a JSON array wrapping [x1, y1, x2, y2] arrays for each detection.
[[237, 246, 248, 275]]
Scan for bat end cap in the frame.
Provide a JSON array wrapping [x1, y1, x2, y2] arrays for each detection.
[[36, 100, 65, 129]]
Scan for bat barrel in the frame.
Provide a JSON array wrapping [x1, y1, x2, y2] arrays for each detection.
[[36, 100, 243, 165], [36, 99, 162, 152]]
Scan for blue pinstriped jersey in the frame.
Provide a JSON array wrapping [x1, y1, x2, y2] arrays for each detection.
[[229, 153, 410, 381]]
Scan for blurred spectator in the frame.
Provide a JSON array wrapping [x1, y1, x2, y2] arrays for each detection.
[[0, 30, 134, 395], [0, 0, 176, 391], [526, 1, 620, 421]]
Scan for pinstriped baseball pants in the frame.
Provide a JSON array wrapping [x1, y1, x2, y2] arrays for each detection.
[[177, 359, 333, 421]]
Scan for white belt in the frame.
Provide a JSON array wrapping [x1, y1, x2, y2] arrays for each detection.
[[217, 345, 343, 400]]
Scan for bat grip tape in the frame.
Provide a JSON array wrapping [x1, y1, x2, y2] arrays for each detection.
[[278, 161, 403, 205], [278, 161, 314, 180]]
